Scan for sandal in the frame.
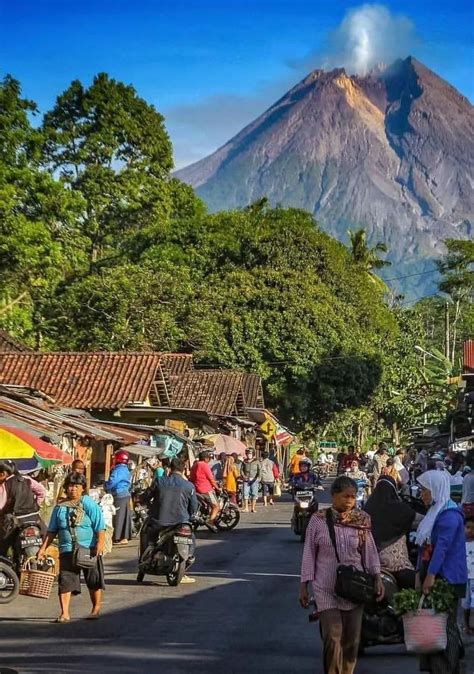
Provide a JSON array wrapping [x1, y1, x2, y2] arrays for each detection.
[[53, 616, 70, 623]]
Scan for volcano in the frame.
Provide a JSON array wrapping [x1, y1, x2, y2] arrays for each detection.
[[176, 57, 474, 297]]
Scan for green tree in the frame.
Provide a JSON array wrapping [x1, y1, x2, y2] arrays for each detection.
[[0, 75, 82, 344], [347, 227, 391, 290], [42, 73, 176, 268]]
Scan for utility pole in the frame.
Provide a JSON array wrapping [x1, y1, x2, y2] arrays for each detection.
[[444, 302, 450, 361]]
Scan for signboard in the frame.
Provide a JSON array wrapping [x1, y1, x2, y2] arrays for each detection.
[[260, 417, 277, 439]]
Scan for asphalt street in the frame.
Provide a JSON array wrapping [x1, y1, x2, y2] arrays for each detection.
[[0, 491, 472, 674]]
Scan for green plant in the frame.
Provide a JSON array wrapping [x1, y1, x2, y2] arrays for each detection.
[[394, 580, 457, 615]]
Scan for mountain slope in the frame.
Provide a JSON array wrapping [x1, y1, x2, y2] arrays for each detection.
[[176, 58, 474, 298]]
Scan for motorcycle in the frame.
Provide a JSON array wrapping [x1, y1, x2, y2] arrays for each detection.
[[137, 518, 195, 586], [359, 570, 403, 653], [131, 486, 149, 537], [0, 516, 51, 604], [193, 490, 241, 532], [291, 486, 319, 542], [355, 479, 369, 509]]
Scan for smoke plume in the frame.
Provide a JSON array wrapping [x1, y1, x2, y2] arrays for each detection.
[[322, 4, 417, 74]]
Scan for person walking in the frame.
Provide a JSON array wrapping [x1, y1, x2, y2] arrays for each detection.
[[260, 451, 277, 506], [37, 472, 106, 622], [105, 450, 132, 545], [223, 455, 240, 504], [241, 448, 261, 513], [300, 476, 383, 674], [416, 470, 467, 674], [364, 476, 416, 588]]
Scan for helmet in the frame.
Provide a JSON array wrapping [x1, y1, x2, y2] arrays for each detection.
[[0, 460, 15, 474], [299, 458, 311, 471], [114, 450, 130, 465]]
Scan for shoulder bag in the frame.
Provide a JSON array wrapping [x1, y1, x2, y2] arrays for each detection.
[[68, 506, 97, 569], [325, 508, 376, 605]]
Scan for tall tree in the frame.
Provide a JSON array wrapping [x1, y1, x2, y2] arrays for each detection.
[[0, 75, 81, 343], [42, 73, 175, 268], [347, 228, 391, 290], [437, 239, 474, 364]]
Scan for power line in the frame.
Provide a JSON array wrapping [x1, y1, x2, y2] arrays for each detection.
[[383, 269, 438, 283]]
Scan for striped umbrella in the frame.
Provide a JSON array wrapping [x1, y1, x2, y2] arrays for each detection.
[[0, 426, 73, 469]]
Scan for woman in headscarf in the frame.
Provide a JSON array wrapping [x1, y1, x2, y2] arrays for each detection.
[[416, 470, 467, 674], [364, 476, 416, 588]]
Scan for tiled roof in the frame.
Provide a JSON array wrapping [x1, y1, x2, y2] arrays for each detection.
[[241, 373, 265, 409], [0, 353, 162, 409], [0, 330, 31, 353], [160, 354, 194, 378], [171, 370, 264, 416]]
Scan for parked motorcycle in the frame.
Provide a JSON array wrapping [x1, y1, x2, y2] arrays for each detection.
[[359, 570, 403, 653], [193, 490, 241, 532], [355, 478, 369, 509], [0, 517, 51, 604], [291, 486, 319, 542], [131, 486, 149, 537], [137, 518, 195, 586]]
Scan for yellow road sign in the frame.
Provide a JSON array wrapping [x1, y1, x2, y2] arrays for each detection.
[[260, 417, 277, 439]]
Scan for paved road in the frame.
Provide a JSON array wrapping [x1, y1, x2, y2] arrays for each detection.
[[0, 493, 471, 674]]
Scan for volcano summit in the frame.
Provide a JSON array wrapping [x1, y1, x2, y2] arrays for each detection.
[[176, 57, 473, 297]]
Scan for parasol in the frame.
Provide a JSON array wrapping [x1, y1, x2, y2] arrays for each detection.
[[0, 426, 73, 469], [201, 434, 247, 456]]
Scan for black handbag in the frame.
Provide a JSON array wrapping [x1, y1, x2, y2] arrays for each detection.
[[325, 509, 376, 605], [68, 508, 97, 570]]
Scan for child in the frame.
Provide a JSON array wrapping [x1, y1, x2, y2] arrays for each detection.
[[463, 517, 474, 634]]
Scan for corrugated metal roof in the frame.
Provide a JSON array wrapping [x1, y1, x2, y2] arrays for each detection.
[[464, 340, 474, 374]]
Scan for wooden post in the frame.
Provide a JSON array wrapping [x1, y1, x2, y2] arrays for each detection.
[[104, 443, 113, 481]]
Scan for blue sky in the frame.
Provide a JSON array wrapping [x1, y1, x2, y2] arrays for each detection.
[[1, 1, 473, 167]]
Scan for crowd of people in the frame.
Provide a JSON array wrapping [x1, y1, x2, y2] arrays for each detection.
[[300, 445, 474, 674]]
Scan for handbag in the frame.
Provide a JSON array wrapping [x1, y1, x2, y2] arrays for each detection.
[[402, 596, 448, 654], [68, 507, 97, 570], [274, 481, 282, 497], [325, 509, 376, 605]]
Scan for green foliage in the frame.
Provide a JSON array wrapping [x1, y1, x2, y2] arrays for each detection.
[[0, 71, 468, 438], [394, 580, 456, 615]]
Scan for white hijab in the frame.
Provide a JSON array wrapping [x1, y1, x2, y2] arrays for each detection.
[[416, 470, 455, 545]]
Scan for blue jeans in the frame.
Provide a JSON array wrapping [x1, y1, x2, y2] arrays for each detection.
[[243, 480, 259, 500]]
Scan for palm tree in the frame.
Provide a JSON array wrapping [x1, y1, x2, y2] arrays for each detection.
[[347, 228, 391, 290]]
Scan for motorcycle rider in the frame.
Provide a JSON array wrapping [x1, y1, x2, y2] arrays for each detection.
[[190, 450, 221, 530], [0, 460, 42, 559], [141, 457, 198, 583], [290, 459, 320, 489]]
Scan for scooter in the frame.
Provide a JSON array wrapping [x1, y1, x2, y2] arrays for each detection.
[[137, 518, 195, 586], [291, 486, 319, 542], [359, 570, 403, 653]]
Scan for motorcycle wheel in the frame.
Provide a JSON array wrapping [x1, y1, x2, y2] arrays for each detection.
[[216, 504, 240, 531], [0, 562, 19, 604], [166, 557, 186, 586]]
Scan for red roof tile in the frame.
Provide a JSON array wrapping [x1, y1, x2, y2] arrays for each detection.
[[171, 370, 264, 416], [0, 353, 162, 409], [0, 330, 31, 353]]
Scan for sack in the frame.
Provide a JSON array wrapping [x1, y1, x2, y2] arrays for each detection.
[[402, 597, 448, 654], [73, 545, 97, 569], [325, 509, 376, 605], [274, 481, 282, 497]]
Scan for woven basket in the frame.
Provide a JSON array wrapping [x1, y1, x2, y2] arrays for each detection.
[[19, 558, 55, 599], [402, 596, 448, 654]]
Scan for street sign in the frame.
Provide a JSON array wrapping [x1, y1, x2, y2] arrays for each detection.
[[260, 417, 277, 439]]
